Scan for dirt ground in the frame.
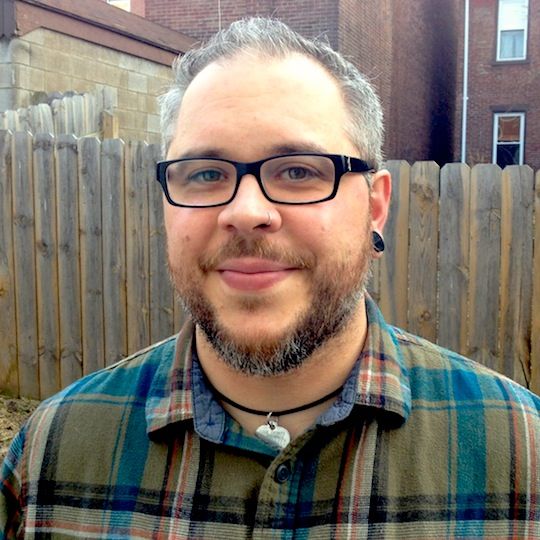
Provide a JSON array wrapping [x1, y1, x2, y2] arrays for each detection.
[[0, 394, 40, 461]]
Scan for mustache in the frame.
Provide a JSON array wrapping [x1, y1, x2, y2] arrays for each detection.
[[199, 236, 316, 272]]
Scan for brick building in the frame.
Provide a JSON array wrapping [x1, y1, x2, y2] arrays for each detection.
[[105, 0, 461, 164], [104, 0, 540, 169], [457, 0, 540, 169]]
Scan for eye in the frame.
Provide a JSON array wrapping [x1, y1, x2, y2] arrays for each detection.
[[284, 166, 315, 180], [274, 163, 324, 183], [187, 169, 226, 183]]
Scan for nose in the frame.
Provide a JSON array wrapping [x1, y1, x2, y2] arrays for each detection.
[[217, 174, 281, 233]]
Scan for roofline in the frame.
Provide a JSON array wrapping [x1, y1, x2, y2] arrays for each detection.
[[3, 0, 197, 66]]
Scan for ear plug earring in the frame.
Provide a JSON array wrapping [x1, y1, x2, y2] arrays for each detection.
[[372, 231, 385, 253]]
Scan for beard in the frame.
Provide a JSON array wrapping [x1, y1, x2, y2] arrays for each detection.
[[168, 218, 373, 377]]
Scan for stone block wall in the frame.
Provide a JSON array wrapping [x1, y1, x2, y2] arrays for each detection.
[[0, 28, 173, 144]]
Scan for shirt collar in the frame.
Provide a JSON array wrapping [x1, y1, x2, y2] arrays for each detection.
[[145, 319, 196, 436], [145, 295, 411, 438], [354, 296, 411, 424]]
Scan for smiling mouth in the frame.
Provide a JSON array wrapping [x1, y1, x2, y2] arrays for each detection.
[[216, 258, 298, 291]]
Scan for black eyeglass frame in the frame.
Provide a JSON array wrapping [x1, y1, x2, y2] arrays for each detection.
[[155, 153, 376, 208]]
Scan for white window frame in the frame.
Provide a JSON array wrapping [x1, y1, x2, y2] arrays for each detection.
[[492, 112, 525, 166], [496, 0, 529, 61]]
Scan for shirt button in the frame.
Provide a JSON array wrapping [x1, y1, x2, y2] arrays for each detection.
[[274, 462, 291, 483]]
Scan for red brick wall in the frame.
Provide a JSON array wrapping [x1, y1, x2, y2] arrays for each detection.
[[131, 0, 146, 17], [92, 0, 461, 165], [461, 0, 540, 168], [143, 0, 338, 44], [144, 0, 459, 164], [387, 0, 460, 163], [337, 0, 393, 160]]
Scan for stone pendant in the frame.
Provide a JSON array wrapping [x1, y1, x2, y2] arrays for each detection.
[[255, 417, 291, 451]]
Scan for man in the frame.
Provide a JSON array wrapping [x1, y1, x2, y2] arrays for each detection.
[[1, 17, 539, 539]]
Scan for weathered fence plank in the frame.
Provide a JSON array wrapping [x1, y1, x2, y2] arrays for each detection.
[[79, 137, 104, 376], [72, 96, 85, 137], [498, 166, 534, 388], [148, 143, 175, 343], [1, 133, 538, 399], [101, 138, 127, 366], [380, 160, 410, 329], [438, 163, 470, 354], [29, 104, 54, 135], [125, 141, 150, 352], [33, 133, 60, 398], [531, 170, 540, 395], [0, 131, 18, 395], [408, 161, 439, 342], [56, 134, 83, 389], [467, 165, 502, 370], [12, 132, 40, 399]]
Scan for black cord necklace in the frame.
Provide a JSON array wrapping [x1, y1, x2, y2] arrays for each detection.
[[201, 368, 344, 451], [209, 382, 344, 416]]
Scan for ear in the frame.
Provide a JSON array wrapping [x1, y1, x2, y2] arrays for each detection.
[[369, 169, 392, 257]]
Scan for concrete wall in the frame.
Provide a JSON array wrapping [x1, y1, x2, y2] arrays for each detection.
[[0, 28, 172, 143], [0, 39, 17, 113]]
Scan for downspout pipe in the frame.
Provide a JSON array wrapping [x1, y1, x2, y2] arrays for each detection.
[[461, 0, 470, 163]]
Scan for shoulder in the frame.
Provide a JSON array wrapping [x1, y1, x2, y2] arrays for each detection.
[[0, 335, 181, 535], [15, 335, 179, 456], [52, 335, 177, 401], [391, 325, 540, 414]]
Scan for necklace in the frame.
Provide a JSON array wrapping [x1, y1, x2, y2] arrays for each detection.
[[210, 384, 344, 416], [202, 371, 344, 451]]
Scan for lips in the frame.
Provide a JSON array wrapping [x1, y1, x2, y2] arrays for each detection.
[[216, 257, 297, 291]]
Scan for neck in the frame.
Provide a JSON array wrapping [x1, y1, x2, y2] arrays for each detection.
[[195, 300, 368, 439]]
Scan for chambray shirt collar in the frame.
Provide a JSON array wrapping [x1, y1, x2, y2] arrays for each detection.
[[145, 295, 411, 438]]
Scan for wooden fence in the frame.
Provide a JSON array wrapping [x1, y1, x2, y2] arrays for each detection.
[[0, 131, 539, 399], [0, 88, 117, 138]]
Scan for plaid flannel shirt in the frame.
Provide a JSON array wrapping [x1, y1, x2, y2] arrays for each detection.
[[1, 297, 539, 539]]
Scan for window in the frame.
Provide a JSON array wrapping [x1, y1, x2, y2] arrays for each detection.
[[497, 0, 528, 61], [107, 0, 131, 11], [492, 113, 525, 167]]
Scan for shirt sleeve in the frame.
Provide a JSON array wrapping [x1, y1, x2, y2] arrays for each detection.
[[0, 428, 26, 540]]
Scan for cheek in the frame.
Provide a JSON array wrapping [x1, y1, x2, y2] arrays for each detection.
[[309, 204, 371, 257], [304, 202, 367, 240], [164, 208, 214, 252]]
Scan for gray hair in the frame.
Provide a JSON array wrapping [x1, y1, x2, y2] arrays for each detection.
[[159, 17, 384, 168]]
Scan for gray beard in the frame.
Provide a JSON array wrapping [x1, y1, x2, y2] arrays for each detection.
[[170, 230, 372, 376]]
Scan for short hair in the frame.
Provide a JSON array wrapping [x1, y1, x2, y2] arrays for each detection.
[[159, 17, 384, 169]]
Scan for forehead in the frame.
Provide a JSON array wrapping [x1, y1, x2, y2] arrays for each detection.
[[169, 53, 354, 160]]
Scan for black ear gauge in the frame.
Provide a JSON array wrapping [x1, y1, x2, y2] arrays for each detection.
[[372, 231, 385, 253]]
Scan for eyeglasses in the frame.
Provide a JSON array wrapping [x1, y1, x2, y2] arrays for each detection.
[[156, 153, 375, 208]]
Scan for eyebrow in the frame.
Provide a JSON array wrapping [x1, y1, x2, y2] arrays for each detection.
[[173, 142, 330, 161]]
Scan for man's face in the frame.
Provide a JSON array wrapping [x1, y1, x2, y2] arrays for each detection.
[[164, 53, 390, 375]]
